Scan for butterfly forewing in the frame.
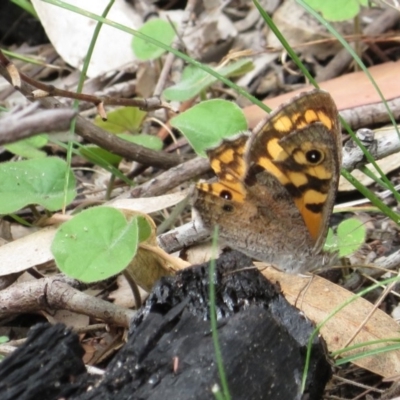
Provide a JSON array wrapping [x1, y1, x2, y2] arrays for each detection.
[[245, 90, 341, 248]]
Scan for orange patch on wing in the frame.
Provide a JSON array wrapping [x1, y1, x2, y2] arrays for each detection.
[[272, 115, 293, 132], [296, 201, 323, 242], [266, 138, 287, 161], [306, 165, 332, 180], [304, 109, 318, 123], [317, 111, 333, 129], [295, 189, 327, 241], [287, 171, 308, 187], [257, 156, 290, 185]]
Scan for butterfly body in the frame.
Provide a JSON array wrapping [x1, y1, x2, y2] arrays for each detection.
[[192, 90, 341, 274]]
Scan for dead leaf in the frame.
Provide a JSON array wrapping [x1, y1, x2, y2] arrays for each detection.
[[120, 209, 188, 291], [31, 0, 141, 77], [259, 264, 400, 378], [45, 309, 89, 330], [244, 60, 400, 129], [109, 191, 188, 214], [0, 226, 57, 276]]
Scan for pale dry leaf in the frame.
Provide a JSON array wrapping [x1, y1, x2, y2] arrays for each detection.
[[109, 191, 188, 214], [259, 264, 400, 378], [45, 309, 90, 330], [0, 226, 57, 276], [183, 241, 223, 265], [31, 0, 141, 77]]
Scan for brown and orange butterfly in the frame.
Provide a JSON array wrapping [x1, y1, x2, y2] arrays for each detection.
[[192, 89, 341, 273]]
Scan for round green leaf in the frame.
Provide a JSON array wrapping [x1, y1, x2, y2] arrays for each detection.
[[52, 207, 139, 283], [170, 99, 248, 156], [5, 134, 48, 159], [94, 107, 147, 134], [137, 215, 152, 242], [79, 145, 122, 167], [132, 19, 176, 61], [324, 218, 366, 257], [304, 0, 368, 21], [163, 59, 253, 102], [0, 157, 76, 214], [118, 133, 163, 151]]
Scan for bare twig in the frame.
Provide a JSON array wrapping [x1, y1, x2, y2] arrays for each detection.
[[130, 155, 210, 198], [340, 97, 400, 130], [0, 54, 183, 169], [317, 9, 400, 81], [0, 103, 77, 145], [0, 50, 170, 112], [153, 0, 197, 97], [0, 275, 135, 327], [342, 126, 400, 171]]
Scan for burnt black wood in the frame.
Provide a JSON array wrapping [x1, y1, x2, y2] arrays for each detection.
[[0, 251, 331, 400]]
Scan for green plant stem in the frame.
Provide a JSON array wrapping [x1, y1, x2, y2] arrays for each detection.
[[8, 213, 32, 227], [40, 0, 270, 113], [11, 0, 38, 17], [302, 274, 400, 391], [62, 0, 116, 213], [341, 169, 400, 224], [359, 165, 400, 204], [105, 173, 116, 201], [209, 227, 231, 400], [156, 196, 190, 235], [29, 204, 42, 220]]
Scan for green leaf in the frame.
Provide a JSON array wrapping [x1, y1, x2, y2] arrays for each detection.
[[5, 134, 48, 158], [170, 99, 248, 156], [94, 107, 147, 134], [52, 207, 139, 283], [137, 215, 152, 242], [79, 145, 122, 167], [118, 133, 163, 151], [132, 18, 176, 61], [0, 336, 9, 344], [0, 157, 76, 214], [324, 218, 366, 257], [79, 134, 162, 168], [163, 59, 254, 101], [303, 0, 368, 21]]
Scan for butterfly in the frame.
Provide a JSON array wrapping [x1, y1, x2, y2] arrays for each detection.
[[191, 89, 341, 273]]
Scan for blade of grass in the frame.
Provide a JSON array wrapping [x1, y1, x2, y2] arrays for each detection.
[[62, 0, 116, 212], [50, 138, 135, 186], [11, 0, 38, 17], [297, 0, 399, 137], [296, 0, 400, 199], [341, 169, 400, 224], [209, 227, 231, 400], [301, 274, 400, 392], [253, 0, 400, 223], [39, 0, 270, 113]]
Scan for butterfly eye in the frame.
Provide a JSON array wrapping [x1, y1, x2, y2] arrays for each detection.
[[305, 149, 324, 164], [220, 190, 232, 200]]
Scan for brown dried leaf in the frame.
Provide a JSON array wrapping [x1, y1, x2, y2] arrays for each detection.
[[260, 264, 400, 378], [120, 209, 188, 292]]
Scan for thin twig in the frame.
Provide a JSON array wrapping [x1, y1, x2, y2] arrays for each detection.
[[0, 103, 77, 145]]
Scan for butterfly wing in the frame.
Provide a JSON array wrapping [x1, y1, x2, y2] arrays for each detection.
[[196, 134, 249, 203], [245, 89, 341, 250]]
